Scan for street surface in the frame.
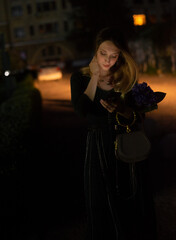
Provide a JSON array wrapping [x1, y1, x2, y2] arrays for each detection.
[[35, 73, 176, 129], [31, 73, 176, 240]]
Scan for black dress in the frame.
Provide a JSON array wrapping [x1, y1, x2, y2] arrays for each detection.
[[70, 71, 157, 240]]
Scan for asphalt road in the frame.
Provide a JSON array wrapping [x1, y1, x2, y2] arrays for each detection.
[[24, 73, 176, 240]]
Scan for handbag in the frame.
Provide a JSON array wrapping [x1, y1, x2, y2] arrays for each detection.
[[114, 112, 151, 163]]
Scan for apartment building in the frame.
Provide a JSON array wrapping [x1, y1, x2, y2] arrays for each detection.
[[1, 0, 176, 71], [0, 0, 76, 69]]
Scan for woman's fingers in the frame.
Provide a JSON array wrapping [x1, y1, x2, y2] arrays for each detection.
[[89, 56, 100, 76], [100, 99, 116, 113]]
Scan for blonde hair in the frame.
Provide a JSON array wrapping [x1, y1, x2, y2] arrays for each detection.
[[80, 27, 139, 94], [113, 50, 138, 94], [81, 50, 138, 94]]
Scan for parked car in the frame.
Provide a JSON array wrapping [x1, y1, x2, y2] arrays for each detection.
[[37, 62, 62, 81]]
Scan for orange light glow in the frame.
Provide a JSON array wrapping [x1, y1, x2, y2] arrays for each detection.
[[133, 14, 146, 26], [38, 72, 62, 81]]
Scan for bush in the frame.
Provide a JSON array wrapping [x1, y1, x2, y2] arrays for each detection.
[[0, 74, 42, 173]]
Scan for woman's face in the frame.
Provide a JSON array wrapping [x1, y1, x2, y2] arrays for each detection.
[[96, 40, 120, 72]]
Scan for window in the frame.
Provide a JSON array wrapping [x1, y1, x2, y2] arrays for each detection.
[[27, 4, 32, 14], [64, 20, 68, 32], [20, 51, 27, 60], [46, 23, 53, 33], [11, 5, 23, 17], [37, 3, 42, 12], [29, 25, 35, 36], [50, 1, 56, 9], [133, 14, 146, 26], [62, 0, 66, 9], [14, 27, 25, 38], [57, 47, 61, 54], [39, 24, 45, 34], [43, 2, 50, 11], [133, 0, 143, 3], [38, 22, 59, 34], [148, 15, 156, 23], [10, 0, 21, 2], [41, 46, 61, 57], [36, 1, 57, 13], [42, 49, 46, 57], [53, 22, 58, 32], [48, 46, 54, 55]]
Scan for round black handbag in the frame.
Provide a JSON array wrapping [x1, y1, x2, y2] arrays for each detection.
[[114, 112, 151, 163]]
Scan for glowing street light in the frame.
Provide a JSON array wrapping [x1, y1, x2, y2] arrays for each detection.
[[133, 14, 146, 26], [4, 70, 10, 76]]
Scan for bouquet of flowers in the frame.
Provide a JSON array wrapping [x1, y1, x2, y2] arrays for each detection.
[[131, 82, 166, 113]]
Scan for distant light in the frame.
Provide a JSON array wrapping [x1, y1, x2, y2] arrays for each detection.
[[4, 70, 10, 76], [133, 14, 146, 26], [37, 72, 62, 81]]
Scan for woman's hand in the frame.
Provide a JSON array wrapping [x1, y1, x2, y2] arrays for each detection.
[[84, 56, 100, 101], [100, 99, 118, 113], [100, 98, 133, 118], [89, 56, 100, 77]]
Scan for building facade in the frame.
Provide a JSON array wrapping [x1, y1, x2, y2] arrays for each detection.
[[126, 0, 176, 24], [125, 0, 176, 73], [0, 0, 76, 70], [1, 0, 176, 72]]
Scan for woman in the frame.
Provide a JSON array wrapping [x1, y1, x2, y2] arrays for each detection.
[[70, 27, 157, 240]]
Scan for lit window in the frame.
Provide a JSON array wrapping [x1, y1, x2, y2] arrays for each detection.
[[133, 14, 146, 26]]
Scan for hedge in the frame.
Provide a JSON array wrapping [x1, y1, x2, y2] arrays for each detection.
[[0, 73, 42, 174]]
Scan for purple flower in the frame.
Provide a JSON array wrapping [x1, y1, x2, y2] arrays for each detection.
[[131, 82, 157, 109]]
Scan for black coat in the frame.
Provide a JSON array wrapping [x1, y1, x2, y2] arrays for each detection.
[[70, 71, 157, 240]]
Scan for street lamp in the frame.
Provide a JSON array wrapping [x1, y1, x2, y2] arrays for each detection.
[[4, 70, 11, 76], [0, 33, 16, 98]]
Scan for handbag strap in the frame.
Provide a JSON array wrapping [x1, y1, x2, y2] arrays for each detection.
[[115, 111, 137, 133]]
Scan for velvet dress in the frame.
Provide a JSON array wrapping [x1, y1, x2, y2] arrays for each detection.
[[70, 71, 157, 240]]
